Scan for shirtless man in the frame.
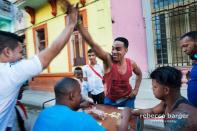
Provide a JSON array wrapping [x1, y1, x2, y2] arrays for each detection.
[[78, 20, 142, 108]]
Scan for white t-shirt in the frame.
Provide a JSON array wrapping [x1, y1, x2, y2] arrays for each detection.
[[0, 56, 42, 131], [82, 64, 104, 95]]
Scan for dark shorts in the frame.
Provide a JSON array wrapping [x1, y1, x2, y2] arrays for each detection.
[[104, 96, 136, 108], [92, 92, 104, 104]]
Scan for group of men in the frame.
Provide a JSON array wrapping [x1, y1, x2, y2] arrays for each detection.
[[0, 2, 197, 131]]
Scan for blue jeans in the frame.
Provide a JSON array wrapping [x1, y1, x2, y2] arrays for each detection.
[[104, 96, 136, 108]]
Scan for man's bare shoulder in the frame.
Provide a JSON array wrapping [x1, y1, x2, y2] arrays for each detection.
[[176, 103, 197, 115], [128, 59, 136, 66], [178, 103, 197, 116], [128, 59, 140, 71], [171, 103, 197, 130]]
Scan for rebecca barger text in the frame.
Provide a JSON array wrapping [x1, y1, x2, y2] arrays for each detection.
[[140, 113, 189, 120]]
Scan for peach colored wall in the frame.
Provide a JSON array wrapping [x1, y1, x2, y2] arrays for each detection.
[[110, 0, 148, 74]]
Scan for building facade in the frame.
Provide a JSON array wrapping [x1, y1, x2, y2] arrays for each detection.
[[15, 0, 113, 91], [110, 0, 149, 77], [12, 0, 194, 91], [142, 0, 196, 83], [0, 0, 13, 31]]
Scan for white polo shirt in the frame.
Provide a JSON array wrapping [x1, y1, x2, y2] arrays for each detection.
[[0, 56, 42, 131], [82, 64, 104, 95]]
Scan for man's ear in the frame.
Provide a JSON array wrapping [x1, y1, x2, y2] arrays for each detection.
[[125, 48, 128, 53], [2, 47, 11, 57], [164, 87, 170, 95], [68, 92, 74, 101]]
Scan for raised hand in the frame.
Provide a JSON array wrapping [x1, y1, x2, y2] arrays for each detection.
[[66, 4, 78, 27]]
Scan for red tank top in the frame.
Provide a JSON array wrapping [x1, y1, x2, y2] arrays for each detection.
[[103, 58, 133, 101]]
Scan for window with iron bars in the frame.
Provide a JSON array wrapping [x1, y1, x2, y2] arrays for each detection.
[[151, 0, 197, 67], [0, 0, 11, 12]]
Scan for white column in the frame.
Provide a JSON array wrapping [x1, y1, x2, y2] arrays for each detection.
[[142, 0, 156, 72]]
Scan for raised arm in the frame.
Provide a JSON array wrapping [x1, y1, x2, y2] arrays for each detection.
[[78, 22, 112, 69], [38, 6, 77, 69]]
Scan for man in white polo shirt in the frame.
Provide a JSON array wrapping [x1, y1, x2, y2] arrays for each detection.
[[83, 49, 104, 104], [0, 5, 78, 130]]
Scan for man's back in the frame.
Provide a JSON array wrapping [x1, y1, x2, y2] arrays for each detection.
[[33, 105, 105, 131]]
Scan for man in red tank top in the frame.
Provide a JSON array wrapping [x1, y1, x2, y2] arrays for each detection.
[[78, 22, 142, 108]]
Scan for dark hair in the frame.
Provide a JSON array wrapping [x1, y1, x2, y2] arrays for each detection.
[[74, 66, 82, 71], [87, 48, 94, 54], [54, 77, 80, 99], [180, 31, 197, 41], [114, 37, 129, 48], [0, 31, 24, 53], [74, 66, 83, 74], [150, 66, 182, 89]]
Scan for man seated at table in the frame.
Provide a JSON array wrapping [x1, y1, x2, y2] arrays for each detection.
[[120, 66, 197, 131], [33, 77, 105, 131]]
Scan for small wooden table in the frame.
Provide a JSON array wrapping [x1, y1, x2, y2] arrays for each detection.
[[88, 104, 138, 131]]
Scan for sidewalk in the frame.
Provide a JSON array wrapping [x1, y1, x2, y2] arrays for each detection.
[[22, 90, 55, 109], [22, 79, 188, 130]]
